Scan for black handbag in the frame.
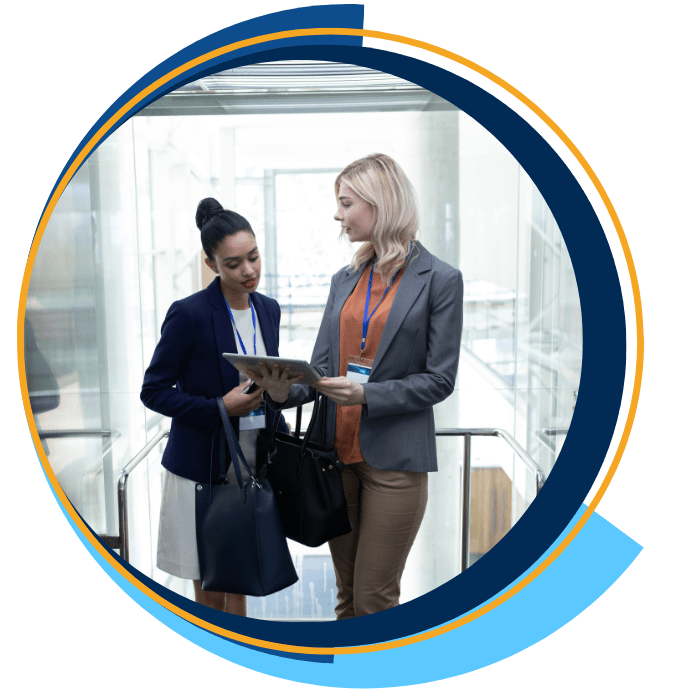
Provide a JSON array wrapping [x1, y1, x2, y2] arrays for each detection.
[[195, 397, 299, 595], [257, 392, 352, 547]]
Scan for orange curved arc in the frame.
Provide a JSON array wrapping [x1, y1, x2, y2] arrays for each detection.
[[18, 27, 643, 657]]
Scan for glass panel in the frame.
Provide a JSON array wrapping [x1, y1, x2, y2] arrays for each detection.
[[26, 160, 104, 528]]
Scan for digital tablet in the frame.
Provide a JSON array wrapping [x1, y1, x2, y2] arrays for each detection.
[[223, 353, 322, 386]]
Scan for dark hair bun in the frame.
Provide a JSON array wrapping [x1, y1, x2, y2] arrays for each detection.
[[195, 197, 225, 231], [196, 200, 255, 260]]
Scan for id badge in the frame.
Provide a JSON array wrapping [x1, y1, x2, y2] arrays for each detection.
[[239, 407, 265, 430], [346, 355, 373, 384]]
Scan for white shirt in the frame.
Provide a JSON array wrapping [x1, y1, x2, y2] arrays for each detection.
[[229, 302, 268, 471]]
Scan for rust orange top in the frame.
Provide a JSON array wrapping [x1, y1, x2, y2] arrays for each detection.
[[335, 264, 406, 464]]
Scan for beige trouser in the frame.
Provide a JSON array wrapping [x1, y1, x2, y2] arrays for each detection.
[[328, 460, 429, 619]]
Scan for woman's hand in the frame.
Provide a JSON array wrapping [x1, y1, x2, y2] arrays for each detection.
[[315, 376, 366, 406], [235, 361, 304, 404], [222, 379, 265, 417]]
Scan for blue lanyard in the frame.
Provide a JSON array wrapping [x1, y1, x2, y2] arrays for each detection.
[[361, 242, 413, 355], [225, 298, 257, 356]]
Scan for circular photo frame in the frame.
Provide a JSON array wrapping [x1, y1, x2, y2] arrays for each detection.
[[19, 4, 642, 688]]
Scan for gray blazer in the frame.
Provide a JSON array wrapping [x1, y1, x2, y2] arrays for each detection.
[[275, 241, 463, 472]]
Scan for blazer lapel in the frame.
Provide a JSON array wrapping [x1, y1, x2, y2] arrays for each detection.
[[331, 266, 364, 376], [372, 243, 431, 371], [207, 279, 239, 391]]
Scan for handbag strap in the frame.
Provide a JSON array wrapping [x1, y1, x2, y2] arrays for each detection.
[[269, 391, 323, 452], [301, 393, 323, 451], [215, 396, 258, 491], [294, 405, 303, 437]]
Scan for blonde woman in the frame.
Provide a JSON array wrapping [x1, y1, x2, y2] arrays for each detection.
[[248, 154, 463, 618]]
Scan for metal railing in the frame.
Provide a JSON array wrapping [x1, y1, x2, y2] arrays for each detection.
[[112, 427, 544, 569], [537, 427, 570, 453], [40, 430, 123, 548], [436, 428, 545, 571], [116, 429, 169, 561], [38, 429, 117, 439]]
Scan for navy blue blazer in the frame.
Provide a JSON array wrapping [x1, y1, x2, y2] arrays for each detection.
[[141, 278, 286, 483]]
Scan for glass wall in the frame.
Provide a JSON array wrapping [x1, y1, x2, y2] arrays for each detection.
[[25, 62, 581, 617]]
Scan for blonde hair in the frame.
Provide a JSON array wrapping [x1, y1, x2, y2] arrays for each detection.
[[336, 153, 419, 285]]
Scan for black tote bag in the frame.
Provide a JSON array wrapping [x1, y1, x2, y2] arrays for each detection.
[[195, 397, 298, 596], [257, 393, 352, 547]]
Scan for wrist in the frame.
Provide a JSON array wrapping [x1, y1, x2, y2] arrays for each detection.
[[269, 389, 290, 404]]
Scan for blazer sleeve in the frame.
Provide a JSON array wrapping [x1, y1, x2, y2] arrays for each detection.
[[308, 269, 337, 377], [140, 300, 220, 430], [362, 267, 464, 420]]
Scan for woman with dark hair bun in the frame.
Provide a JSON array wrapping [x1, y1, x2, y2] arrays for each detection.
[[141, 197, 289, 616]]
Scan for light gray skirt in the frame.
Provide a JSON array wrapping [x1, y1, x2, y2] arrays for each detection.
[[156, 429, 259, 580]]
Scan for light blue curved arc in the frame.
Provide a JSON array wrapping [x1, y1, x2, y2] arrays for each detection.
[[50, 468, 642, 688]]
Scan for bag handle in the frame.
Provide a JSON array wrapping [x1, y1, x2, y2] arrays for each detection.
[[301, 393, 324, 452], [269, 390, 323, 452], [294, 404, 303, 437], [263, 392, 325, 479], [215, 396, 258, 492]]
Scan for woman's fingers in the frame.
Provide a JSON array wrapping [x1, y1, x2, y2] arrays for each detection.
[[233, 362, 263, 384], [222, 383, 264, 416], [237, 361, 278, 386], [245, 368, 263, 383], [316, 377, 366, 406], [248, 386, 265, 403], [264, 362, 304, 386], [275, 366, 304, 385], [241, 386, 264, 411], [318, 388, 351, 405], [235, 361, 304, 405], [257, 361, 273, 380], [317, 383, 346, 400], [316, 377, 352, 395], [252, 362, 300, 403]]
